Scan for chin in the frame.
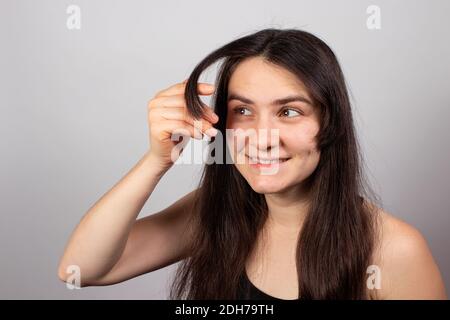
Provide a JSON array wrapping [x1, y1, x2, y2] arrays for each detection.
[[246, 175, 288, 194], [250, 185, 282, 195]]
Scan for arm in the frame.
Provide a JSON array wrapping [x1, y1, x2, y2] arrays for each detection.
[[57, 79, 216, 287], [378, 215, 447, 299], [57, 151, 197, 287]]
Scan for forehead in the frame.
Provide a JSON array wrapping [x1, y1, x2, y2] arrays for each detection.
[[228, 57, 312, 100]]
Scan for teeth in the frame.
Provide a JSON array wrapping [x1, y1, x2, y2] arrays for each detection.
[[249, 157, 288, 164]]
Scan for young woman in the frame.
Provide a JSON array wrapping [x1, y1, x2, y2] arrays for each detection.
[[58, 28, 447, 300]]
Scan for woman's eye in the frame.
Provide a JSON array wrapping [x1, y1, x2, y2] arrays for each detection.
[[233, 107, 252, 116], [280, 108, 302, 117], [232, 106, 301, 117]]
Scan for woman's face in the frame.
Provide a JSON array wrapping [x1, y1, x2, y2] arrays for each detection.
[[225, 57, 321, 194]]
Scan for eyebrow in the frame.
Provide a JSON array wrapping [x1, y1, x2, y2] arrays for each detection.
[[227, 93, 313, 106]]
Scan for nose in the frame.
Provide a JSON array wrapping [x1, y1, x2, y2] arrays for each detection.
[[248, 114, 280, 155]]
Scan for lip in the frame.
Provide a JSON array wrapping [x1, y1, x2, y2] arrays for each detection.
[[246, 155, 291, 168]]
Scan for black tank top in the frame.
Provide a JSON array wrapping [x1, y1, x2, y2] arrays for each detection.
[[237, 271, 300, 300]]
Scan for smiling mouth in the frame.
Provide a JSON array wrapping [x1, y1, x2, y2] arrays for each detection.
[[246, 155, 291, 166]]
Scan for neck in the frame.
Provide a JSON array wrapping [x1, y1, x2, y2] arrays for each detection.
[[264, 183, 311, 234]]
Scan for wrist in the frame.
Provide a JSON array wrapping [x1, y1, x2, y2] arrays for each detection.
[[142, 151, 172, 174]]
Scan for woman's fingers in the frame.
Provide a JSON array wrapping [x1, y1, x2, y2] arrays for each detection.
[[148, 94, 219, 124], [147, 80, 219, 167], [154, 108, 217, 137], [154, 80, 215, 98], [152, 119, 214, 142]]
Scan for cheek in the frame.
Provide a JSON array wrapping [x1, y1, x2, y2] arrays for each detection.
[[284, 125, 321, 176], [284, 127, 319, 154]]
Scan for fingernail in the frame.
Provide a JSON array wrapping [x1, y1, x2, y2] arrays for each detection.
[[203, 83, 215, 89], [207, 127, 218, 137]]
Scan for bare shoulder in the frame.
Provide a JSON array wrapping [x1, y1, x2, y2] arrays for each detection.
[[370, 207, 447, 299]]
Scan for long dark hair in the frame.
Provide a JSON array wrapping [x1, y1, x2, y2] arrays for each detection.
[[169, 28, 381, 299]]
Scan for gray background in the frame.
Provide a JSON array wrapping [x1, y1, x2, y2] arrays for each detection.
[[1, 0, 449, 299]]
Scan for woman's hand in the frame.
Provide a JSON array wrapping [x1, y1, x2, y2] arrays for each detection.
[[146, 79, 219, 170]]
